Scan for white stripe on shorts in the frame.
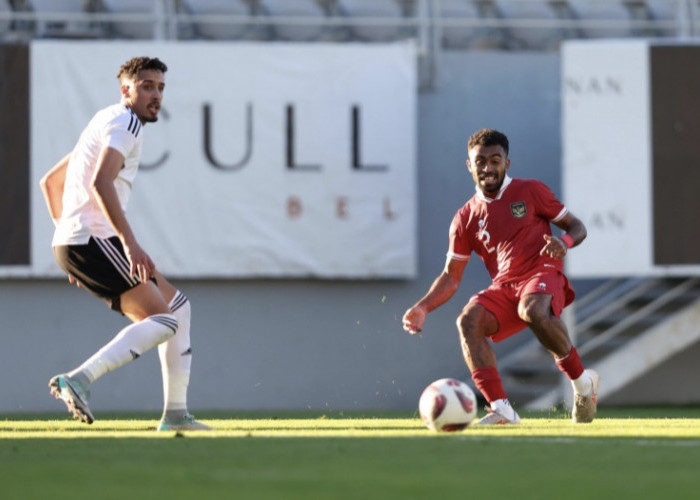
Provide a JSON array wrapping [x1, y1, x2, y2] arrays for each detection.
[[94, 237, 139, 287]]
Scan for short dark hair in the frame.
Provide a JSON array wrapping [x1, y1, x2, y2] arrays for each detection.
[[117, 57, 168, 81], [467, 129, 509, 156]]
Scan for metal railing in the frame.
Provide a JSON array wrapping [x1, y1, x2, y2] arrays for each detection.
[[1, 0, 696, 89], [0, 0, 696, 42]]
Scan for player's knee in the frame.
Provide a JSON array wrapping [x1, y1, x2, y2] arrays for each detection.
[[518, 301, 547, 326], [149, 313, 178, 340], [457, 303, 498, 337], [456, 308, 490, 342], [456, 311, 471, 335]]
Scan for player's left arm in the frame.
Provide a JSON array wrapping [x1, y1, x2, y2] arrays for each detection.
[[540, 212, 587, 259], [92, 146, 155, 282]]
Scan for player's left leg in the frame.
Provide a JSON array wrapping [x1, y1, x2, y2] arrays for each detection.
[[518, 286, 598, 423], [154, 271, 211, 431]]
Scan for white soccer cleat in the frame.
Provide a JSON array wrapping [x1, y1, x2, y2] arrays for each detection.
[[572, 369, 599, 423], [472, 406, 521, 425]]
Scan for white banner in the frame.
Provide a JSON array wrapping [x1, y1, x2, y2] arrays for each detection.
[[562, 39, 700, 277], [29, 41, 417, 278], [562, 40, 652, 278]]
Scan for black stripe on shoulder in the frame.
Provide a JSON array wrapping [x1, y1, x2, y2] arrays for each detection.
[[127, 109, 141, 137]]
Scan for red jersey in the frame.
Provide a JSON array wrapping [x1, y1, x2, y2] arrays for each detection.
[[448, 176, 568, 284]]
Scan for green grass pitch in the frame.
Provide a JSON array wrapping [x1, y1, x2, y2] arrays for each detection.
[[2, 408, 700, 499]]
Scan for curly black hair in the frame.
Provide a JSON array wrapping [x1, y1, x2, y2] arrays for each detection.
[[117, 57, 168, 81], [467, 129, 509, 157]]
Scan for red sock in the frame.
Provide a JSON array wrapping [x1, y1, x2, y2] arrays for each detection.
[[556, 347, 584, 380], [471, 366, 507, 403]]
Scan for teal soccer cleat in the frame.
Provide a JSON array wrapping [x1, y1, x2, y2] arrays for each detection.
[[157, 413, 212, 431], [49, 374, 94, 425]]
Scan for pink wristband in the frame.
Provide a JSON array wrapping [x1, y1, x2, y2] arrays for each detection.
[[561, 234, 574, 249]]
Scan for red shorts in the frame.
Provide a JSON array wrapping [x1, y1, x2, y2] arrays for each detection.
[[467, 270, 575, 343]]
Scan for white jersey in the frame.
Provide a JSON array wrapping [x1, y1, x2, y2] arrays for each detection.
[[53, 104, 144, 246]]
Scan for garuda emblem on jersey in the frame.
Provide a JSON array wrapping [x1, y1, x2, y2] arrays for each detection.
[[510, 201, 527, 218]]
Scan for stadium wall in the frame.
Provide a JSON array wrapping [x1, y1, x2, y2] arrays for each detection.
[[0, 46, 697, 414]]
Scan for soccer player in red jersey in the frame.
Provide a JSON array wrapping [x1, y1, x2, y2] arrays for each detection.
[[402, 128, 599, 424]]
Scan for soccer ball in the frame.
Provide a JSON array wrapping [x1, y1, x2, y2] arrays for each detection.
[[418, 378, 477, 432]]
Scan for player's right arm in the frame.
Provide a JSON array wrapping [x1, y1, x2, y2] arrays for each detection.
[[40, 153, 84, 287], [402, 257, 468, 335], [91, 145, 154, 283], [39, 153, 71, 224]]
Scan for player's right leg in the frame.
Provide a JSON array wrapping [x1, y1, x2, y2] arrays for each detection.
[[75, 282, 177, 377], [457, 300, 521, 425], [50, 237, 177, 424]]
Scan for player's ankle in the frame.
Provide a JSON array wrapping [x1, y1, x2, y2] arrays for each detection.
[[491, 398, 518, 420], [571, 371, 593, 396]]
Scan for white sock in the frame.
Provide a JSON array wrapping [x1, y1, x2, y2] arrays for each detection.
[[70, 314, 177, 383], [490, 399, 518, 420], [158, 291, 192, 416], [571, 371, 593, 396]]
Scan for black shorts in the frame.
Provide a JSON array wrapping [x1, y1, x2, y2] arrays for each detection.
[[53, 236, 142, 312]]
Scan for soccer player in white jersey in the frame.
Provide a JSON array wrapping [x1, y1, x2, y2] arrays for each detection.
[[39, 56, 210, 431]]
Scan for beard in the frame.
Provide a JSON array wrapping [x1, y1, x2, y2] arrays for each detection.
[[479, 175, 504, 195]]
